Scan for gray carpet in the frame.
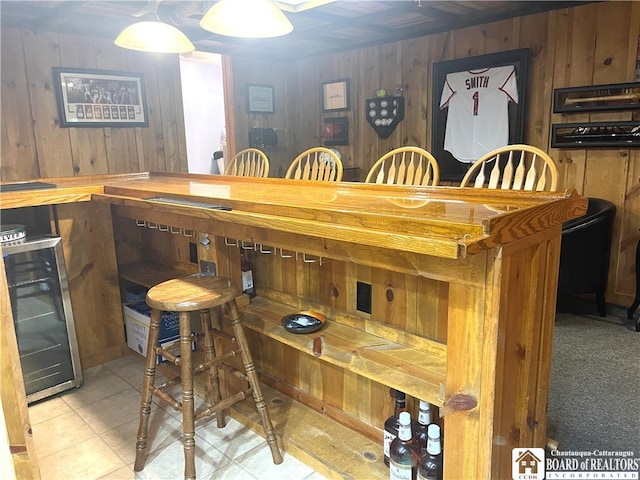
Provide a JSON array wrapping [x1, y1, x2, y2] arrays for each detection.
[[547, 297, 640, 453]]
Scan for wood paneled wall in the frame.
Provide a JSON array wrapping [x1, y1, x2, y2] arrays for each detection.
[[228, 2, 640, 307], [2, 3, 639, 306], [0, 27, 188, 181]]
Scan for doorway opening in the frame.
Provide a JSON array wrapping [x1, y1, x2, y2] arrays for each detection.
[[179, 51, 226, 174]]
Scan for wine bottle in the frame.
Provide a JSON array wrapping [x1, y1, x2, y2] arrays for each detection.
[[417, 424, 443, 480], [240, 247, 256, 298], [389, 411, 419, 480], [413, 400, 432, 450], [384, 389, 407, 466]]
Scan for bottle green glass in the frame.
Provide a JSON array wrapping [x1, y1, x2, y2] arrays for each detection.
[[417, 424, 443, 480], [389, 411, 419, 480], [384, 389, 407, 466]]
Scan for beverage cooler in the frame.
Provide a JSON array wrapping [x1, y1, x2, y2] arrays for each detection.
[[2, 232, 83, 403]]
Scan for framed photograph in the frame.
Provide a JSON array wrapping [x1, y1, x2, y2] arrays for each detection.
[[247, 84, 274, 113], [53, 67, 148, 128], [323, 117, 348, 146], [431, 48, 530, 182], [553, 82, 640, 113], [321, 79, 350, 112]]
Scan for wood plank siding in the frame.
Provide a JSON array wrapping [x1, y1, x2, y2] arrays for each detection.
[[1, 2, 639, 314]]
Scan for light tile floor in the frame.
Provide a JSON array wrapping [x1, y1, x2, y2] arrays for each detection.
[[28, 353, 329, 480]]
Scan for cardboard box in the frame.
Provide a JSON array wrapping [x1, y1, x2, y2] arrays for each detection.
[[123, 301, 194, 363], [124, 285, 149, 303]]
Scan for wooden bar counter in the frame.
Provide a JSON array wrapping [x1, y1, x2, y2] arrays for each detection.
[[1, 172, 587, 479]]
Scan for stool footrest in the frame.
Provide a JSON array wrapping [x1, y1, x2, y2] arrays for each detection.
[[156, 347, 180, 365], [194, 349, 240, 373], [153, 384, 183, 411], [156, 377, 181, 390], [211, 328, 236, 343], [220, 363, 248, 381], [154, 334, 197, 365], [194, 388, 253, 421]]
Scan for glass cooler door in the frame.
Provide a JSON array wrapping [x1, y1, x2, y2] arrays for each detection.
[[3, 235, 83, 403]]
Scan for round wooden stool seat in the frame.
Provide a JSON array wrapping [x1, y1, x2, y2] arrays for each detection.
[[146, 274, 239, 312]]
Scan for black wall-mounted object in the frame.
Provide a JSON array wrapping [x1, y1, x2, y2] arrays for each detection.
[[551, 121, 640, 148], [365, 96, 404, 139], [249, 128, 278, 147], [553, 82, 640, 113]]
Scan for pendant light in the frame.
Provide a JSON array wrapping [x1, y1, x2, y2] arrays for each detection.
[[115, 21, 195, 53], [200, 0, 293, 38]]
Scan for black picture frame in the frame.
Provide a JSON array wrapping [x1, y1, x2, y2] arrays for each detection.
[[247, 84, 275, 113], [431, 48, 530, 182], [553, 82, 640, 113], [321, 79, 350, 112], [551, 121, 640, 148], [323, 117, 348, 146], [53, 67, 148, 128]]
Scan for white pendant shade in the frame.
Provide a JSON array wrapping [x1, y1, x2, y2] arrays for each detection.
[[200, 0, 293, 38], [115, 21, 195, 53]]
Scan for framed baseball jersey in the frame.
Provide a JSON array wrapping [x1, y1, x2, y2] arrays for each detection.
[[440, 65, 518, 163], [431, 48, 530, 182]]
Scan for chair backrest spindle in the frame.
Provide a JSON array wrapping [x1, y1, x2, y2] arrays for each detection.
[[460, 144, 558, 192], [224, 148, 269, 178], [365, 146, 440, 186], [285, 147, 343, 181]]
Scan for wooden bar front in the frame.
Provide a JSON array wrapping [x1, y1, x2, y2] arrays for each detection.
[[0, 173, 587, 479]]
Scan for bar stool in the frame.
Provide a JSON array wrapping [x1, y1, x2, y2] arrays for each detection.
[[133, 274, 282, 479]]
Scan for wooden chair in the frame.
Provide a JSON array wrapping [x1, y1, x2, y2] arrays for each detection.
[[459, 144, 559, 191], [224, 148, 269, 177], [285, 147, 343, 181], [365, 146, 440, 185]]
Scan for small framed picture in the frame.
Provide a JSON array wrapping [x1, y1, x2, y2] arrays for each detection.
[[323, 117, 348, 146], [247, 84, 275, 113], [321, 79, 350, 112]]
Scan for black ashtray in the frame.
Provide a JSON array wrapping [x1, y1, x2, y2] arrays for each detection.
[[281, 311, 326, 334]]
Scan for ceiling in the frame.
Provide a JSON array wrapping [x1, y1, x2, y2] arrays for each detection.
[[1, 1, 593, 62]]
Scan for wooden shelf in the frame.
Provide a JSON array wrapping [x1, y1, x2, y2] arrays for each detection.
[[228, 381, 388, 479], [241, 297, 446, 408], [118, 261, 191, 289], [153, 351, 388, 478]]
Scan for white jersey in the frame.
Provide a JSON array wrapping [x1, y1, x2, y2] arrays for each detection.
[[439, 65, 518, 163]]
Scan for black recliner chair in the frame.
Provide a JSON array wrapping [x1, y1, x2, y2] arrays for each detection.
[[557, 197, 616, 317]]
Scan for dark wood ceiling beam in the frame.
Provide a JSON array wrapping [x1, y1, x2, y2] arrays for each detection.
[[288, 10, 399, 37], [376, 1, 459, 21], [0, 0, 599, 63]]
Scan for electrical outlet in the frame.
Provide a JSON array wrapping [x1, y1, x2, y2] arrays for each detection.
[[199, 261, 216, 276], [356, 281, 372, 314]]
